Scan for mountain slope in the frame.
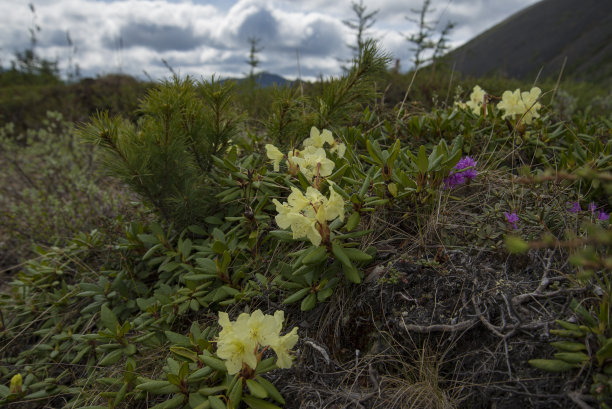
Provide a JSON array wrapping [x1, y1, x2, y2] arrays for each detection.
[[445, 0, 612, 84]]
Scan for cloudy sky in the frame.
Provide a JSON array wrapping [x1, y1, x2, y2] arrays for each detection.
[[0, 0, 540, 81]]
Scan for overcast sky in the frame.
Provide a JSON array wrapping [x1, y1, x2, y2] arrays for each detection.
[[0, 0, 540, 81]]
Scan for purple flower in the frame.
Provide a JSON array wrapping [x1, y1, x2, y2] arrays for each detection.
[[464, 168, 478, 180], [567, 201, 582, 214], [588, 202, 597, 212], [504, 212, 519, 230], [443, 156, 478, 189], [598, 210, 610, 221]]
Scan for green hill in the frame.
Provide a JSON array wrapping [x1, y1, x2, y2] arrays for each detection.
[[446, 0, 612, 85]]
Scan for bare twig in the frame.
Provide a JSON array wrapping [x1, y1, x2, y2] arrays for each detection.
[[400, 316, 477, 333]]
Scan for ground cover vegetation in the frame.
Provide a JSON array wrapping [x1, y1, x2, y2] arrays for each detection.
[[1, 18, 612, 409]]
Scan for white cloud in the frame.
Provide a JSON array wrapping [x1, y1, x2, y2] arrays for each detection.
[[0, 0, 540, 81]]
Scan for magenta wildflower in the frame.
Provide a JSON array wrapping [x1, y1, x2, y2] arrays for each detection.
[[443, 156, 477, 189], [598, 210, 610, 221], [567, 201, 582, 214], [504, 212, 519, 230], [588, 202, 597, 212]]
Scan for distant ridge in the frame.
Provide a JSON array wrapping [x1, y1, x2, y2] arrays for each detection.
[[445, 0, 612, 84], [225, 72, 293, 87]]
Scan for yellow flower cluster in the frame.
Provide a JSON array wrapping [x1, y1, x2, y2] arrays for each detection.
[[265, 127, 345, 182], [273, 184, 345, 246], [497, 87, 542, 124], [216, 310, 298, 375], [455, 85, 486, 114], [466, 85, 487, 114]]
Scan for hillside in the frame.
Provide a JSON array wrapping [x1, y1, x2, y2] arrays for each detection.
[[445, 0, 612, 84]]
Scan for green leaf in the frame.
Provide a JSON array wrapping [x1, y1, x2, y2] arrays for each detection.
[[159, 261, 181, 273], [136, 380, 181, 394], [208, 395, 227, 409], [528, 359, 578, 372], [228, 377, 243, 409], [255, 357, 277, 374], [99, 349, 124, 366], [179, 238, 193, 257], [143, 243, 163, 260], [221, 250, 232, 272], [269, 230, 295, 242], [570, 298, 598, 327], [554, 352, 589, 364], [343, 248, 373, 262], [333, 229, 373, 240], [114, 383, 128, 406], [243, 395, 283, 409], [246, 379, 267, 399], [550, 341, 587, 352], [254, 376, 285, 405], [596, 338, 612, 366], [549, 329, 585, 338], [416, 145, 428, 174], [149, 394, 185, 409], [317, 287, 334, 302], [197, 258, 218, 274], [188, 367, 214, 383], [190, 392, 210, 408], [200, 355, 227, 372], [331, 182, 350, 200], [282, 288, 310, 305], [358, 175, 371, 198], [387, 139, 401, 167], [555, 320, 582, 331], [100, 305, 119, 333], [198, 385, 228, 396], [189, 224, 210, 235], [344, 212, 360, 232], [300, 293, 317, 311], [342, 263, 361, 284], [366, 140, 383, 165], [331, 242, 351, 268], [0, 384, 10, 398], [212, 241, 227, 255], [170, 346, 198, 362], [302, 246, 328, 265]]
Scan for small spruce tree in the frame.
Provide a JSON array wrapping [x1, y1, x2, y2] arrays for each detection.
[[246, 36, 263, 80], [342, 0, 379, 68]]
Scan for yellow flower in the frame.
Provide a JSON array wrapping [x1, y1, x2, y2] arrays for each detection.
[[520, 87, 542, 124], [247, 310, 282, 347], [304, 187, 326, 216], [303, 127, 334, 149], [10, 373, 23, 394], [265, 144, 285, 172], [454, 101, 468, 111], [292, 147, 335, 181], [216, 333, 258, 374], [465, 85, 486, 114], [272, 199, 294, 229], [270, 327, 299, 369], [287, 187, 310, 212], [274, 184, 346, 246], [218, 311, 234, 337], [216, 310, 298, 374], [330, 141, 346, 158], [325, 182, 345, 222], [289, 213, 322, 246], [216, 313, 258, 374], [497, 87, 542, 124]]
